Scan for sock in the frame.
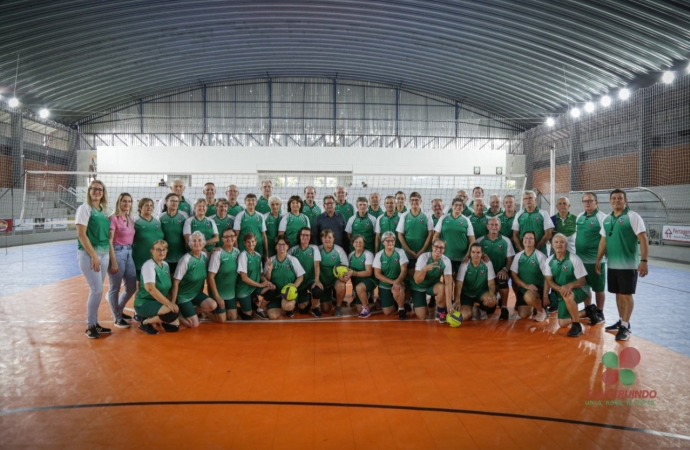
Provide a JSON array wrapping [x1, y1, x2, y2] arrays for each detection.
[[398, 307, 404, 311], [501, 306, 508, 310], [621, 321, 630, 328]]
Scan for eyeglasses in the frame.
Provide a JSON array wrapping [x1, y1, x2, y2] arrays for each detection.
[[153, 248, 168, 253], [222, 235, 236, 239], [433, 245, 446, 250], [276, 243, 288, 247], [582, 200, 596, 203], [90, 187, 104, 192], [384, 239, 396, 243]]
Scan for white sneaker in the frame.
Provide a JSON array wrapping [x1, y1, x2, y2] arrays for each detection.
[[471, 305, 480, 320], [533, 309, 547, 322]]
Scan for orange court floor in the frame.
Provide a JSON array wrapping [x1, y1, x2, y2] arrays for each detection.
[[1, 275, 690, 450]]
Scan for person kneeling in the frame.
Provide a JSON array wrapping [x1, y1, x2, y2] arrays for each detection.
[[135, 240, 180, 335], [263, 236, 305, 319], [454, 243, 497, 321], [412, 238, 454, 322]]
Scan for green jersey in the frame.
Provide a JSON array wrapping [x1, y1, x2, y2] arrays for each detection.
[[75, 204, 110, 253], [279, 213, 311, 249], [469, 213, 490, 240], [486, 208, 504, 218], [367, 206, 384, 219], [266, 254, 305, 289], [183, 215, 219, 253], [477, 235, 515, 273], [208, 247, 240, 299], [348, 250, 376, 286], [447, 205, 473, 217], [234, 210, 267, 256], [510, 250, 547, 292], [434, 213, 474, 261], [431, 214, 444, 228], [373, 248, 409, 289], [205, 203, 217, 218], [264, 212, 283, 257], [543, 251, 589, 296], [256, 196, 276, 215], [178, 196, 192, 216], [227, 202, 244, 217], [396, 210, 433, 255], [375, 212, 401, 250], [575, 209, 607, 264], [210, 214, 235, 247], [411, 252, 452, 291], [600, 207, 646, 270], [335, 201, 355, 224], [159, 211, 189, 262], [552, 212, 577, 237], [135, 259, 172, 306], [235, 251, 263, 298], [289, 244, 321, 286], [132, 216, 164, 270], [345, 213, 377, 253], [499, 213, 516, 242], [318, 245, 348, 287], [513, 207, 554, 253], [174, 252, 208, 303], [457, 260, 495, 298], [302, 201, 322, 228]]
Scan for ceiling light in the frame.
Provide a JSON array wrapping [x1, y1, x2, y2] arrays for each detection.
[[584, 102, 595, 113], [601, 95, 612, 107], [8, 97, 19, 107], [39, 108, 49, 118], [662, 71, 674, 84], [619, 89, 630, 100], [570, 108, 580, 118], [546, 117, 555, 127]]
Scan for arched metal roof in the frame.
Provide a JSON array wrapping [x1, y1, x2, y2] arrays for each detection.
[[1, 0, 688, 128]]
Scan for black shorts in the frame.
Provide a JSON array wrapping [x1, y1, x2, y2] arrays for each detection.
[[495, 276, 509, 290], [607, 269, 638, 295], [515, 286, 544, 308]]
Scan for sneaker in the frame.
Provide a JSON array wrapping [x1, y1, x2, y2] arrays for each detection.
[[479, 310, 488, 321], [113, 318, 130, 328], [586, 305, 600, 325], [597, 311, 605, 322], [85, 325, 99, 339], [398, 308, 407, 320], [238, 311, 253, 321], [471, 305, 480, 320], [335, 306, 343, 317], [121, 313, 132, 320], [138, 322, 158, 335], [404, 301, 412, 313], [437, 311, 447, 324], [615, 325, 631, 341], [311, 307, 323, 318], [533, 310, 547, 322], [547, 304, 558, 314], [133, 314, 143, 322], [286, 310, 294, 318], [255, 309, 269, 320], [161, 323, 179, 332], [499, 307, 509, 321], [95, 323, 111, 334], [567, 322, 583, 337], [359, 308, 371, 319], [605, 320, 622, 332]]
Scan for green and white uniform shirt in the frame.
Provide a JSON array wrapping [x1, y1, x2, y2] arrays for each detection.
[[552, 212, 577, 253], [477, 235, 515, 274], [469, 213, 490, 240], [510, 250, 548, 293], [434, 213, 475, 261], [279, 213, 311, 249], [348, 249, 376, 286], [159, 210, 189, 262], [372, 248, 409, 289], [75, 204, 110, 253], [600, 207, 646, 270], [207, 247, 241, 300], [457, 260, 495, 298], [205, 202, 217, 218], [183, 215, 219, 253], [446, 205, 473, 217], [543, 251, 589, 297], [375, 212, 401, 250], [575, 209, 607, 264], [499, 213, 517, 244], [512, 207, 554, 253], [335, 201, 355, 224], [396, 210, 434, 256], [135, 259, 172, 306], [367, 206, 384, 220], [289, 244, 321, 286], [431, 214, 444, 228], [210, 214, 235, 238], [318, 244, 349, 287], [302, 201, 322, 228], [345, 213, 377, 253], [227, 202, 244, 218], [265, 254, 306, 290], [174, 252, 209, 303], [256, 195, 276, 215], [132, 215, 165, 270], [412, 252, 452, 292], [263, 212, 283, 257], [235, 251, 263, 299], [486, 208, 504, 218], [233, 210, 268, 255]]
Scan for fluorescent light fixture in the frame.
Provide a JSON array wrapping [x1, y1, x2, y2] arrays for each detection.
[[546, 117, 555, 127], [570, 108, 581, 118], [662, 71, 674, 84], [601, 95, 612, 107], [584, 102, 595, 113], [619, 88, 630, 100], [39, 108, 49, 118], [8, 97, 19, 107]]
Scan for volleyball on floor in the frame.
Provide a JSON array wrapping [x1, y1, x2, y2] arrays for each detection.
[[333, 264, 349, 279], [447, 311, 463, 327], [281, 285, 298, 301]]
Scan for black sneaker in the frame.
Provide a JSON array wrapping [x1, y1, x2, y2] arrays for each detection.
[[161, 323, 179, 333], [398, 308, 407, 320], [95, 323, 111, 334], [586, 305, 600, 325], [286, 310, 294, 318], [114, 318, 130, 328], [255, 309, 269, 320], [567, 322, 583, 337], [597, 311, 605, 322], [85, 325, 99, 339], [133, 314, 143, 322], [311, 307, 323, 318], [404, 302, 412, 313], [238, 310, 253, 321], [605, 320, 622, 332], [547, 304, 558, 314], [138, 322, 159, 335], [499, 307, 509, 321], [121, 313, 133, 320], [615, 325, 631, 341]]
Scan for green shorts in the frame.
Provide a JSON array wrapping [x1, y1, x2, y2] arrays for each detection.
[[584, 263, 606, 293], [352, 277, 377, 294], [178, 301, 196, 319], [550, 288, 590, 319], [222, 298, 237, 312], [235, 296, 253, 313], [134, 301, 164, 319], [460, 290, 488, 307], [321, 285, 335, 304], [379, 287, 397, 308], [411, 286, 436, 308]]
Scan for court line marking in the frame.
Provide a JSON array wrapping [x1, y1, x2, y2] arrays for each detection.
[[1, 400, 688, 441]]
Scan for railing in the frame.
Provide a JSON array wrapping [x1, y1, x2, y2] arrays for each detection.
[[57, 185, 78, 212]]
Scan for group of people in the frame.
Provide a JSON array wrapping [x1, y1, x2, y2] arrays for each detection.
[[76, 178, 648, 341]]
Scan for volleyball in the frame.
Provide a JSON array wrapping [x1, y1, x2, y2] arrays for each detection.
[[447, 310, 463, 328], [332, 264, 349, 279], [281, 285, 298, 301]]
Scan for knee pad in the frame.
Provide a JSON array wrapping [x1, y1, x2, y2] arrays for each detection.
[[159, 310, 179, 323], [311, 286, 324, 300]]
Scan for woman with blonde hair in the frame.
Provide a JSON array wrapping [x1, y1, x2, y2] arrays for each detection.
[[76, 180, 112, 339], [107, 192, 137, 328]]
